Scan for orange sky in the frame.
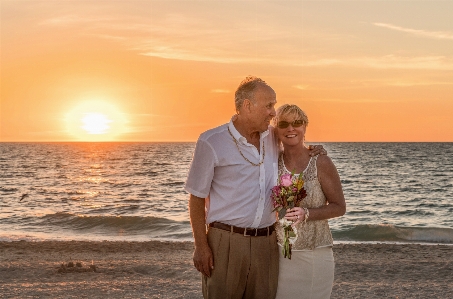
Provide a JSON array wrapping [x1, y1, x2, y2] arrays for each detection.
[[1, 1, 452, 142]]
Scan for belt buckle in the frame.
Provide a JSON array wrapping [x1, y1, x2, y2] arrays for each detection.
[[243, 228, 258, 237]]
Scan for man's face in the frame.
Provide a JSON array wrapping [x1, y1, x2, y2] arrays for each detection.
[[249, 85, 277, 132]]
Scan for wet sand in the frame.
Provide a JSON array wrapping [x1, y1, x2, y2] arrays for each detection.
[[0, 241, 452, 298]]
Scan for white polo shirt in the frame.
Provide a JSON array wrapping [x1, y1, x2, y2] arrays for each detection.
[[185, 118, 279, 229]]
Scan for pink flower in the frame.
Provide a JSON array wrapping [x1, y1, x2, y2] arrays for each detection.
[[271, 186, 279, 195], [280, 174, 292, 187]]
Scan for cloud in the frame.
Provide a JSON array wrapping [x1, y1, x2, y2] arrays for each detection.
[[293, 85, 309, 90], [360, 55, 453, 70], [37, 7, 309, 64], [387, 81, 453, 87], [36, 5, 453, 69], [296, 55, 453, 70], [349, 78, 453, 88], [27, 130, 68, 136], [40, 15, 114, 26], [309, 98, 394, 103], [373, 23, 453, 40], [211, 89, 230, 93]]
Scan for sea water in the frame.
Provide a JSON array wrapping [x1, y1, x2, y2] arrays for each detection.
[[1, 142, 452, 244]]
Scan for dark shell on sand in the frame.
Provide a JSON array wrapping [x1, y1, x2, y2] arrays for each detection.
[[57, 261, 97, 273]]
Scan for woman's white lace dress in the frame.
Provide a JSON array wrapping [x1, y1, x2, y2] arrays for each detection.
[[275, 153, 335, 299]]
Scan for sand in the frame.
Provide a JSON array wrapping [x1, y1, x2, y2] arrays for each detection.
[[1, 241, 452, 298]]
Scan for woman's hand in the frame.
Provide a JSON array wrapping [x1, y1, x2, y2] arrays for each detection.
[[284, 207, 306, 226]]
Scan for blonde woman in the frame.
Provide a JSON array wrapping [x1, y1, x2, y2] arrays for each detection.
[[274, 104, 346, 299]]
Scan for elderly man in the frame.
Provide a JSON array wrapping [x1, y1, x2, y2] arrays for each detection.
[[185, 76, 324, 299]]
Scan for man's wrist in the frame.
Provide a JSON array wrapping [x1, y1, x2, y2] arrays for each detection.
[[194, 240, 210, 249], [193, 227, 209, 248]]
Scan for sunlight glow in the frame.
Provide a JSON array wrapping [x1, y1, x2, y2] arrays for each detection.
[[65, 100, 128, 141], [81, 113, 112, 134]]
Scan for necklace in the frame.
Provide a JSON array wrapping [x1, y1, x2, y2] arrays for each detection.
[[228, 127, 265, 166]]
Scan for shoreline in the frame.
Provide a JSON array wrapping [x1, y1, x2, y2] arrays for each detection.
[[1, 241, 452, 298], [2, 236, 453, 246]]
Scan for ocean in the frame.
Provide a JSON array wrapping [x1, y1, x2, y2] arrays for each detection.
[[1, 142, 452, 244]]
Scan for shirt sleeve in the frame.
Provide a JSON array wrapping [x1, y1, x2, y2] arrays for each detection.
[[184, 138, 216, 198]]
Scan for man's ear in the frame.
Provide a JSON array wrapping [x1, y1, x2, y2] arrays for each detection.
[[243, 99, 252, 113]]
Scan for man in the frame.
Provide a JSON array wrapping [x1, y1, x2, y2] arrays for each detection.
[[185, 76, 325, 299]]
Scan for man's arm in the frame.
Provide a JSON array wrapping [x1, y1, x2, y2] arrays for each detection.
[[189, 194, 214, 277]]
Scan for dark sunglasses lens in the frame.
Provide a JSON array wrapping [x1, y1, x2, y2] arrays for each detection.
[[293, 120, 304, 127], [277, 121, 289, 128]]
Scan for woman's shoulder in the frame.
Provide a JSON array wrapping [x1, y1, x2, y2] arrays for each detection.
[[315, 154, 336, 171]]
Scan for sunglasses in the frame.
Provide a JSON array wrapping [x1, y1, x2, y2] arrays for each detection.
[[277, 120, 305, 129]]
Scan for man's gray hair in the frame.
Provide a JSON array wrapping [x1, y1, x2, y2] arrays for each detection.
[[234, 76, 269, 111]]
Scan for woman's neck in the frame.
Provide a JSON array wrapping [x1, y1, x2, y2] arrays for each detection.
[[282, 143, 309, 173]]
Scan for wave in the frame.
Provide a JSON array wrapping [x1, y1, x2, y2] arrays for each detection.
[[4, 213, 453, 244], [132, 171, 158, 177], [162, 181, 185, 186], [0, 186, 18, 192], [332, 224, 453, 244], [31, 212, 193, 240]]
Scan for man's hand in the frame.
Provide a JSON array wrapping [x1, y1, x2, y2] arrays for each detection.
[[189, 194, 214, 277], [308, 144, 327, 156], [193, 244, 214, 277]]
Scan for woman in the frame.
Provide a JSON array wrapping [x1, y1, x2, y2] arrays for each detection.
[[274, 104, 346, 299]]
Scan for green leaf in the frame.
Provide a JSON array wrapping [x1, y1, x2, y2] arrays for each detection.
[[273, 206, 283, 213], [278, 208, 287, 219]]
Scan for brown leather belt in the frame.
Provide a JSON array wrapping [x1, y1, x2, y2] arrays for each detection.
[[208, 222, 275, 237]]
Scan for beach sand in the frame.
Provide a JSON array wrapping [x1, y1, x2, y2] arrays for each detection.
[[1, 241, 451, 298]]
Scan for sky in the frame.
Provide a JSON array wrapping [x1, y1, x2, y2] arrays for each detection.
[[1, 0, 452, 142]]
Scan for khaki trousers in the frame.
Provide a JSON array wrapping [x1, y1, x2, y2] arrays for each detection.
[[202, 227, 279, 299]]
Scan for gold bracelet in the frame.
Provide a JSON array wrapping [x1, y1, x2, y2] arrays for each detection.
[[303, 207, 309, 223]]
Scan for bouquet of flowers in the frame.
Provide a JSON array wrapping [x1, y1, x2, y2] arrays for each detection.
[[271, 172, 307, 259]]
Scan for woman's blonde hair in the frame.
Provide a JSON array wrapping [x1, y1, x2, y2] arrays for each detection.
[[273, 104, 309, 127]]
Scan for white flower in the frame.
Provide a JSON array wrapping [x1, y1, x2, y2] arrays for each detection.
[[278, 218, 298, 245], [279, 218, 292, 227], [289, 226, 298, 245]]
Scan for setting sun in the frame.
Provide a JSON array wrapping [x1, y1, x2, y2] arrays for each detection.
[[81, 113, 112, 134], [65, 100, 128, 141]]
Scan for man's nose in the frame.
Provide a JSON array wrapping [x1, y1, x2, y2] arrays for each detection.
[[270, 107, 276, 117]]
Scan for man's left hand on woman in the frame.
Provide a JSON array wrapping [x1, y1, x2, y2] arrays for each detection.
[[308, 145, 327, 156]]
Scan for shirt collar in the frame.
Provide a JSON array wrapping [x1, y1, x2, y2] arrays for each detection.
[[228, 116, 270, 145]]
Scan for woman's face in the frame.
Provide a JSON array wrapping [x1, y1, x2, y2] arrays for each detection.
[[275, 117, 306, 147]]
